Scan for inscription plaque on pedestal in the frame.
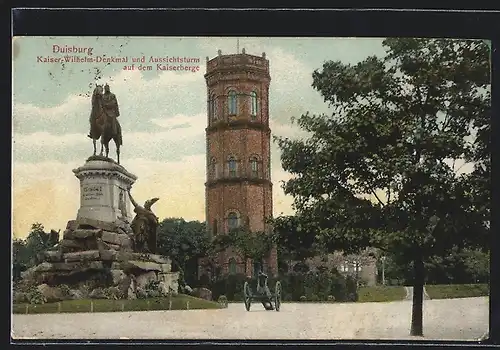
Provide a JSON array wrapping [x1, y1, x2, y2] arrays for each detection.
[[73, 156, 138, 223]]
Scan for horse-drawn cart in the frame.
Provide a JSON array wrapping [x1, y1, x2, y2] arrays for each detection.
[[243, 271, 281, 311]]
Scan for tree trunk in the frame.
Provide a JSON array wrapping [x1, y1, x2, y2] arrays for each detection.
[[410, 255, 425, 336]]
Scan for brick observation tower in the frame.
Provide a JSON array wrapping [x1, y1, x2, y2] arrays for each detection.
[[203, 48, 277, 278]]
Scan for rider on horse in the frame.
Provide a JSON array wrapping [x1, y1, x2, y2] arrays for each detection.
[[88, 83, 120, 138]]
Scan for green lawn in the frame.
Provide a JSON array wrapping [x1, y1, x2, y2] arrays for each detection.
[[357, 286, 407, 302], [12, 294, 224, 314], [227, 286, 406, 303], [425, 284, 489, 299]]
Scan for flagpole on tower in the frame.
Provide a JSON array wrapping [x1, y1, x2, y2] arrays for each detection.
[[237, 38, 240, 54]]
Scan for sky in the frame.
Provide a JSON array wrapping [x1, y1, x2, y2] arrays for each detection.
[[11, 36, 393, 238]]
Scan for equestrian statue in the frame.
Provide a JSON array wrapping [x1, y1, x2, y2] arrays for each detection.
[[88, 83, 123, 164]]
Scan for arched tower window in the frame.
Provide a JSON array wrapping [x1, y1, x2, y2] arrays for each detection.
[[212, 219, 218, 236], [250, 91, 258, 118], [228, 90, 238, 115], [208, 93, 217, 120], [228, 211, 240, 230], [249, 156, 259, 178], [228, 258, 237, 274], [209, 157, 217, 179], [228, 156, 238, 177]]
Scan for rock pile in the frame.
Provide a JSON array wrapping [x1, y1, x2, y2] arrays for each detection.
[[18, 217, 179, 302]]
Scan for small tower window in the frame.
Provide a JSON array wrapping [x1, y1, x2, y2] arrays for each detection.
[[228, 90, 238, 115], [250, 157, 258, 178], [229, 258, 237, 274], [250, 91, 258, 118], [228, 156, 237, 177], [228, 212, 240, 230], [211, 94, 217, 119], [208, 93, 217, 120]]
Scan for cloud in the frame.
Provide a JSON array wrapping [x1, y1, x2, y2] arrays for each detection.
[[12, 155, 296, 238], [14, 94, 89, 120], [13, 111, 207, 163], [150, 113, 205, 133], [13, 66, 207, 136]]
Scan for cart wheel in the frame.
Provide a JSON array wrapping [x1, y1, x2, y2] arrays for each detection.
[[243, 281, 252, 311], [274, 281, 282, 312]]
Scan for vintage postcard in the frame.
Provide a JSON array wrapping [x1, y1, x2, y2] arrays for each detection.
[[12, 36, 490, 341]]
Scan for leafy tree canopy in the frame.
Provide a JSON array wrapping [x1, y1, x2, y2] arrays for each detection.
[[156, 218, 210, 275], [271, 215, 319, 262], [210, 226, 274, 262], [274, 38, 490, 260]]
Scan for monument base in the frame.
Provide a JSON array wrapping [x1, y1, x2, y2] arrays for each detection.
[[17, 217, 179, 301], [15, 156, 179, 302], [73, 156, 137, 224]]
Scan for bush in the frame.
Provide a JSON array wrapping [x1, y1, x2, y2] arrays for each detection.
[[299, 295, 307, 302], [135, 288, 148, 299], [217, 295, 228, 307], [58, 284, 71, 297], [309, 294, 319, 302], [357, 279, 368, 288], [211, 273, 248, 301], [27, 287, 46, 305], [144, 280, 164, 298], [347, 292, 359, 302], [202, 270, 357, 303], [327, 295, 335, 302]]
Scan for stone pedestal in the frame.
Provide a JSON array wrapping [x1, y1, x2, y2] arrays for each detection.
[[73, 156, 137, 223], [16, 155, 180, 302]]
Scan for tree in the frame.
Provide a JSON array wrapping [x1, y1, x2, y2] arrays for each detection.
[[271, 215, 319, 271], [274, 38, 490, 336], [13, 239, 30, 281], [24, 223, 60, 265], [377, 246, 490, 286], [156, 218, 210, 287], [13, 223, 60, 280], [426, 247, 490, 284], [210, 226, 274, 275]]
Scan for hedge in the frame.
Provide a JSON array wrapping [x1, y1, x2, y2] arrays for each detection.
[[208, 271, 358, 302], [12, 294, 223, 314]]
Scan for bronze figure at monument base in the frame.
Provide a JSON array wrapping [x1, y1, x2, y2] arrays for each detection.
[[128, 189, 160, 254]]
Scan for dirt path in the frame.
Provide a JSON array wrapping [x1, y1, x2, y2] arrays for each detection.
[[12, 297, 488, 341]]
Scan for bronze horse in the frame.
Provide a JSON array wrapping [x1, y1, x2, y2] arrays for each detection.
[[88, 84, 123, 163]]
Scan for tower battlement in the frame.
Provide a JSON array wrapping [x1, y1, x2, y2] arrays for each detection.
[[205, 49, 270, 80]]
